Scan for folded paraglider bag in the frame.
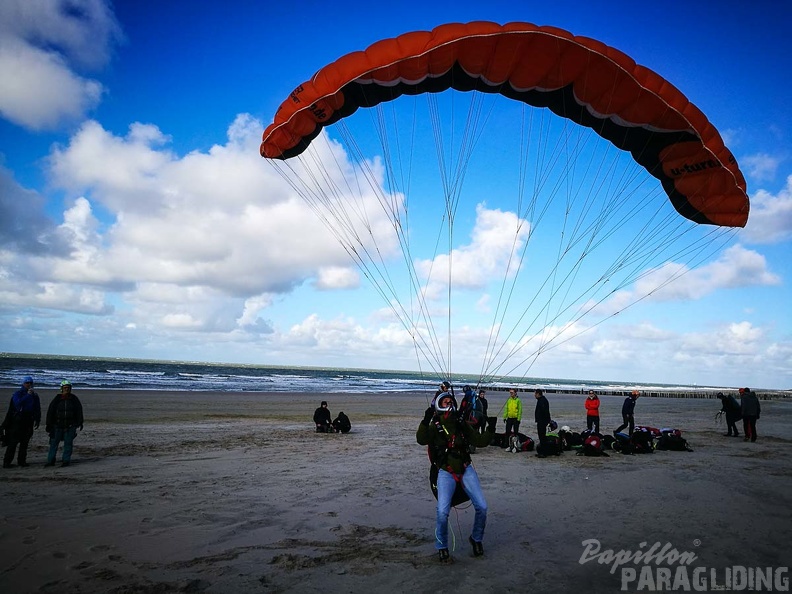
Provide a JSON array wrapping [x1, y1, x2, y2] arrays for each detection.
[[656, 433, 693, 452], [630, 429, 655, 454], [517, 433, 534, 452], [491, 432, 510, 448], [578, 434, 609, 457], [536, 435, 562, 457], [612, 432, 632, 454], [429, 465, 470, 506]]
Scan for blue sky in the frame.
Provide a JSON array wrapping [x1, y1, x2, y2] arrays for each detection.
[[0, 0, 790, 389]]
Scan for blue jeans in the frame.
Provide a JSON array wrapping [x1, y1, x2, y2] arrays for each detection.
[[48, 427, 77, 463], [435, 466, 488, 550]]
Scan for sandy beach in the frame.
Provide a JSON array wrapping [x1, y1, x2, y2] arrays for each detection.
[[1, 390, 791, 593]]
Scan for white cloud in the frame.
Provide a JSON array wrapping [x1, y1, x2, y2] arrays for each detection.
[[741, 175, 792, 244], [741, 153, 782, 182], [0, 115, 399, 344], [0, 0, 122, 130], [595, 244, 780, 315], [415, 204, 529, 299], [313, 266, 360, 290], [40, 115, 360, 297]]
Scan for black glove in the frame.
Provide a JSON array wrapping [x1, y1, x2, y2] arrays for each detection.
[[34, 422, 40, 430], [422, 407, 434, 426]]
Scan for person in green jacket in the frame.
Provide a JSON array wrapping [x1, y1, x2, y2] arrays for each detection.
[[416, 391, 494, 563], [502, 388, 522, 435]]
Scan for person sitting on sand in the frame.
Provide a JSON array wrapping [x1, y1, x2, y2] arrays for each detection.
[[416, 390, 494, 563], [313, 401, 334, 433], [615, 390, 640, 436], [45, 380, 84, 468], [332, 411, 351, 434]]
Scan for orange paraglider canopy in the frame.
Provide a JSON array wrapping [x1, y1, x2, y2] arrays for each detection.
[[261, 21, 748, 227]]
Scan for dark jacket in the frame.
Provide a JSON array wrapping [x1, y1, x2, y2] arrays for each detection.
[[313, 406, 332, 426], [2, 386, 41, 429], [740, 392, 761, 418], [535, 395, 551, 425], [417, 412, 492, 475], [460, 390, 487, 425], [718, 395, 742, 422], [45, 393, 84, 431], [622, 396, 637, 416], [332, 412, 351, 433]]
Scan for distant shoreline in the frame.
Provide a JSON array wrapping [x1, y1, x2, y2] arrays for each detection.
[[2, 385, 788, 400]]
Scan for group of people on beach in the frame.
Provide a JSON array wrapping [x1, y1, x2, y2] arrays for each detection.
[[312, 401, 351, 434], [1, 376, 85, 469], [416, 382, 762, 563], [716, 387, 761, 441]]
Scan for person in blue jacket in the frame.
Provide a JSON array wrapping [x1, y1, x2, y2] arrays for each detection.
[[2, 376, 41, 468], [615, 390, 640, 436]]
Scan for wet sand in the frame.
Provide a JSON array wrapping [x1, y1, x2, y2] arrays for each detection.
[[1, 390, 791, 593]]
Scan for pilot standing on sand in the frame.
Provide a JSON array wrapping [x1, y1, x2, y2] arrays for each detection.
[[416, 390, 494, 563]]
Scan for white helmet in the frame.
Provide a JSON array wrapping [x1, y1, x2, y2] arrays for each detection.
[[435, 394, 458, 413], [561, 425, 571, 433]]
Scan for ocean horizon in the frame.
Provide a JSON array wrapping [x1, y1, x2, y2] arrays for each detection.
[[0, 352, 741, 394]]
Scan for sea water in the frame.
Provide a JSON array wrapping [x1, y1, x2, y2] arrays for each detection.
[[0, 353, 725, 394]]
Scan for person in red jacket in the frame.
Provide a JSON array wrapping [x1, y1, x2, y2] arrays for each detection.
[[585, 390, 601, 433]]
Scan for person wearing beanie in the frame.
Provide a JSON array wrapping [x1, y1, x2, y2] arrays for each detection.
[[45, 380, 84, 467], [2, 376, 42, 468], [313, 401, 333, 433], [716, 392, 741, 437]]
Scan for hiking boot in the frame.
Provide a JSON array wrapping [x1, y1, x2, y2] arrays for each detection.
[[61, 461, 70, 467], [2, 463, 14, 469], [44, 462, 55, 467], [469, 537, 484, 557], [438, 548, 450, 563]]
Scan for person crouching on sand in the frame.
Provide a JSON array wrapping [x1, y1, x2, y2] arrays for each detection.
[[416, 391, 494, 563]]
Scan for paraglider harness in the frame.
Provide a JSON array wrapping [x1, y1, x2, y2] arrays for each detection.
[[427, 404, 472, 506], [459, 387, 486, 428]]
